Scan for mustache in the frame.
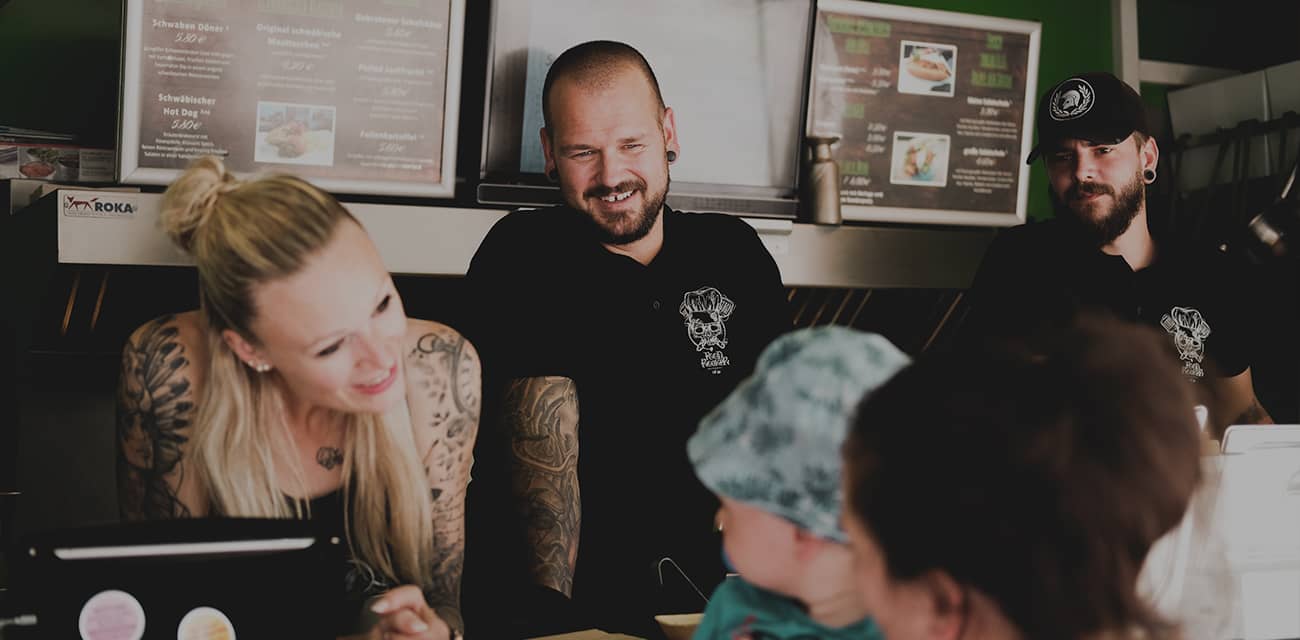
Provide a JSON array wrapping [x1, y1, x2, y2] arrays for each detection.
[[585, 179, 646, 200], [1067, 181, 1114, 200]]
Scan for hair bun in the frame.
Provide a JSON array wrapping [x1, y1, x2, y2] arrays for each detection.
[[159, 155, 240, 254]]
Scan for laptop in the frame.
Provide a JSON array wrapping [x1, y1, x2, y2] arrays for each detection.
[[1215, 448, 1300, 640], [1221, 424, 1300, 454], [11, 518, 346, 639], [1141, 448, 1300, 639]]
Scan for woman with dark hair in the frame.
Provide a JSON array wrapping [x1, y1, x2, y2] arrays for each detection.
[[841, 316, 1204, 640]]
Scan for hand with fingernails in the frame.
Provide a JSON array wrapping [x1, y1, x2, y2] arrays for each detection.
[[350, 585, 453, 640]]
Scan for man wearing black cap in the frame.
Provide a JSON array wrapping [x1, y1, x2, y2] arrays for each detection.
[[962, 71, 1272, 435]]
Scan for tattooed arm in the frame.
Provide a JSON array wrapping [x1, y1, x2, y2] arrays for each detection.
[[116, 312, 208, 520], [501, 376, 580, 597], [1213, 367, 1274, 433], [404, 320, 481, 634]]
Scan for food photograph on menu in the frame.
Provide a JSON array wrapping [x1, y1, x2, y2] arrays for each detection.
[[18, 148, 61, 181], [808, 0, 1040, 226], [898, 41, 956, 97], [118, 0, 464, 197], [254, 101, 337, 167], [890, 131, 951, 187]]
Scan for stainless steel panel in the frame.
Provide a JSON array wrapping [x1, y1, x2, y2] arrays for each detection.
[[47, 188, 993, 288], [781, 224, 993, 289]]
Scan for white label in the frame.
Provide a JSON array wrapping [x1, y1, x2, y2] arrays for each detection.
[[61, 193, 139, 219]]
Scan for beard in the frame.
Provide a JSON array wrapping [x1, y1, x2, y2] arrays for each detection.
[[1050, 170, 1145, 247], [565, 172, 670, 246]]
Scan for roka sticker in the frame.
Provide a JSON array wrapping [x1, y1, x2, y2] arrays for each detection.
[[64, 194, 137, 217]]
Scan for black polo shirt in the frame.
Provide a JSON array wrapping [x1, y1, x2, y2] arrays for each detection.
[[460, 204, 790, 635], [962, 218, 1252, 381]]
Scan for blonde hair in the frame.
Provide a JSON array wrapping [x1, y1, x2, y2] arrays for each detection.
[[160, 155, 435, 591]]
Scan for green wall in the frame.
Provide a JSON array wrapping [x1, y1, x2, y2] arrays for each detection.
[[879, 0, 1114, 220]]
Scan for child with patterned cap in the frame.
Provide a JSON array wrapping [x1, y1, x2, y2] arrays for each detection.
[[686, 326, 910, 640]]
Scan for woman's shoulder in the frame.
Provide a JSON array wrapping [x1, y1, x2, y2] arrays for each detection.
[[403, 316, 463, 342], [125, 310, 206, 349], [117, 311, 211, 519], [401, 318, 481, 473], [402, 318, 479, 372], [402, 316, 481, 394], [402, 317, 481, 421], [121, 311, 210, 388]]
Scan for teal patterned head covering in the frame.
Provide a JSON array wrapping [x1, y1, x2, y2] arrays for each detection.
[[688, 326, 910, 543]]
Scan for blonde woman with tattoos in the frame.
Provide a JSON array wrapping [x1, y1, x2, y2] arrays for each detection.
[[115, 156, 477, 640]]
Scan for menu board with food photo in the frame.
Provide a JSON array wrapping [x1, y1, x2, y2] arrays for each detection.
[[0, 144, 116, 183], [119, 0, 465, 197], [808, 0, 1040, 226]]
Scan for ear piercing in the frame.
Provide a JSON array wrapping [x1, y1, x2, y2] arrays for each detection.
[[247, 361, 271, 373], [547, 169, 558, 182], [1143, 168, 1156, 183], [667, 150, 677, 163]]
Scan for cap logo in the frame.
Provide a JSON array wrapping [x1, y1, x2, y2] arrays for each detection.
[[1049, 78, 1095, 121]]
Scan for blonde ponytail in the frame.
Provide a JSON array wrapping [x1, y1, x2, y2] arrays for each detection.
[[159, 155, 239, 255]]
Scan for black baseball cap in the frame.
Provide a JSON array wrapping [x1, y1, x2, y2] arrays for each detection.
[[1025, 71, 1149, 164]]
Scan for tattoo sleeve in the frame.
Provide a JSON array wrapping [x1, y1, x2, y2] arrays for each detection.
[[502, 377, 580, 597], [115, 315, 195, 520], [408, 329, 481, 633]]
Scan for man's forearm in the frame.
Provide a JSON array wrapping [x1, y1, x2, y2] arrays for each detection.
[[503, 377, 580, 596], [516, 468, 580, 595], [1215, 369, 1275, 434], [1234, 399, 1275, 426]]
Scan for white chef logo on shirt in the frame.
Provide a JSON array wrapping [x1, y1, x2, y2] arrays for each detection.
[[680, 286, 735, 373], [1160, 306, 1211, 379]]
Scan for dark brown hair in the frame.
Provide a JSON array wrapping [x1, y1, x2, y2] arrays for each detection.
[[843, 315, 1201, 639], [541, 40, 665, 136]]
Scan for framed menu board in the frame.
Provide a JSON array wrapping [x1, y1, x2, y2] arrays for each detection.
[[809, 0, 1040, 226], [119, 0, 465, 198]]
